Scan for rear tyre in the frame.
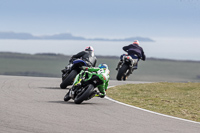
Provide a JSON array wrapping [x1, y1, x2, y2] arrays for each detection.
[[74, 84, 94, 104], [60, 70, 78, 89], [116, 64, 129, 81]]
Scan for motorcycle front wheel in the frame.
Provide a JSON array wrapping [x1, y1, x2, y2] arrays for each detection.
[[74, 84, 94, 104]]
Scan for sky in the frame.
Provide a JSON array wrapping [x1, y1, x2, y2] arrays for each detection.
[[0, 0, 200, 39]]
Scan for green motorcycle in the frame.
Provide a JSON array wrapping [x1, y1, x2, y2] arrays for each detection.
[[64, 66, 109, 104]]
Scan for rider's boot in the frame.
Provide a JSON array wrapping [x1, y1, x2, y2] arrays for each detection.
[[126, 63, 138, 77], [61, 68, 67, 74], [126, 65, 133, 77], [116, 61, 122, 70], [133, 63, 138, 70], [95, 92, 105, 98]]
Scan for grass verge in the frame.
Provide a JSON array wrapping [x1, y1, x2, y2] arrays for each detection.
[[107, 82, 200, 122]]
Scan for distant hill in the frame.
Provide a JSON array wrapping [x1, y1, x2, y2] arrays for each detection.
[[0, 31, 154, 42]]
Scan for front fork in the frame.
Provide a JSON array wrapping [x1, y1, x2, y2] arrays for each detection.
[[69, 74, 85, 99]]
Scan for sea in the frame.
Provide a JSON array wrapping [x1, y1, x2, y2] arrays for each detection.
[[0, 37, 200, 61]]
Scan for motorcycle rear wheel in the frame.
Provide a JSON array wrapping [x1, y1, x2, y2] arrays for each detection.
[[74, 84, 94, 104], [116, 64, 129, 81], [60, 70, 78, 89]]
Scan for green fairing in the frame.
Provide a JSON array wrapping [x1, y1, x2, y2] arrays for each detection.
[[73, 67, 110, 96]]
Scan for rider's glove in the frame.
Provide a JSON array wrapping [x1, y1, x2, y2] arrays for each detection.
[[69, 58, 73, 63], [82, 66, 88, 71]]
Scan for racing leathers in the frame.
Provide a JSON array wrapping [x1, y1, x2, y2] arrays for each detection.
[[71, 50, 97, 67], [122, 44, 146, 61], [116, 43, 146, 75], [62, 50, 97, 74]]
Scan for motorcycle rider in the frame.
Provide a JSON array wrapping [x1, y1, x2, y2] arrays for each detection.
[[62, 46, 97, 73], [116, 40, 146, 76], [73, 63, 110, 98]]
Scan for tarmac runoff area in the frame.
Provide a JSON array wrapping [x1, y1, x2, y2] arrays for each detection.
[[0, 75, 199, 133]]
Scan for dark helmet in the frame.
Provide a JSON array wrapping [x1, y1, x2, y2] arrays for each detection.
[[98, 63, 108, 69], [85, 46, 94, 51]]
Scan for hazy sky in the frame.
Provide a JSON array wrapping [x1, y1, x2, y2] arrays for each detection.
[[0, 0, 200, 39]]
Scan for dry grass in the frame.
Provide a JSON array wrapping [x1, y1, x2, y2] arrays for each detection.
[[107, 82, 200, 122]]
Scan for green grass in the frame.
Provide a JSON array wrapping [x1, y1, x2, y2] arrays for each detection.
[[134, 59, 200, 82], [0, 52, 69, 77], [107, 82, 200, 122], [98, 57, 200, 82], [0, 52, 200, 82]]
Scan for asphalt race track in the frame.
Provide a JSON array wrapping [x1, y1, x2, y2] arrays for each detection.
[[0, 75, 200, 133]]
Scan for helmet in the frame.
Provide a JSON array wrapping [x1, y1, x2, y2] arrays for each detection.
[[133, 40, 139, 45], [85, 46, 94, 51], [98, 64, 108, 69]]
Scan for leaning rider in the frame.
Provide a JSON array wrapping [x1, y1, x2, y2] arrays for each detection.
[[73, 64, 110, 98], [116, 40, 146, 75], [62, 46, 97, 74]]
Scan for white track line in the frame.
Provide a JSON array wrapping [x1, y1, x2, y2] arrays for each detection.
[[106, 86, 200, 124]]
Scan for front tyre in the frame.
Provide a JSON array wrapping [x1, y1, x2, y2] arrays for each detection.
[[60, 70, 78, 89], [74, 84, 94, 104], [116, 64, 129, 81]]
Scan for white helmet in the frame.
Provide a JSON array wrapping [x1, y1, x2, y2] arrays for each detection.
[[85, 46, 94, 51], [133, 40, 140, 45]]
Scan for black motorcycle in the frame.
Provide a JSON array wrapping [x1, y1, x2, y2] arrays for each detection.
[[64, 69, 103, 104], [116, 55, 135, 81], [60, 59, 87, 89]]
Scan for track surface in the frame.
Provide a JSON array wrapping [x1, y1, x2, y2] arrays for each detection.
[[0, 75, 199, 133]]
